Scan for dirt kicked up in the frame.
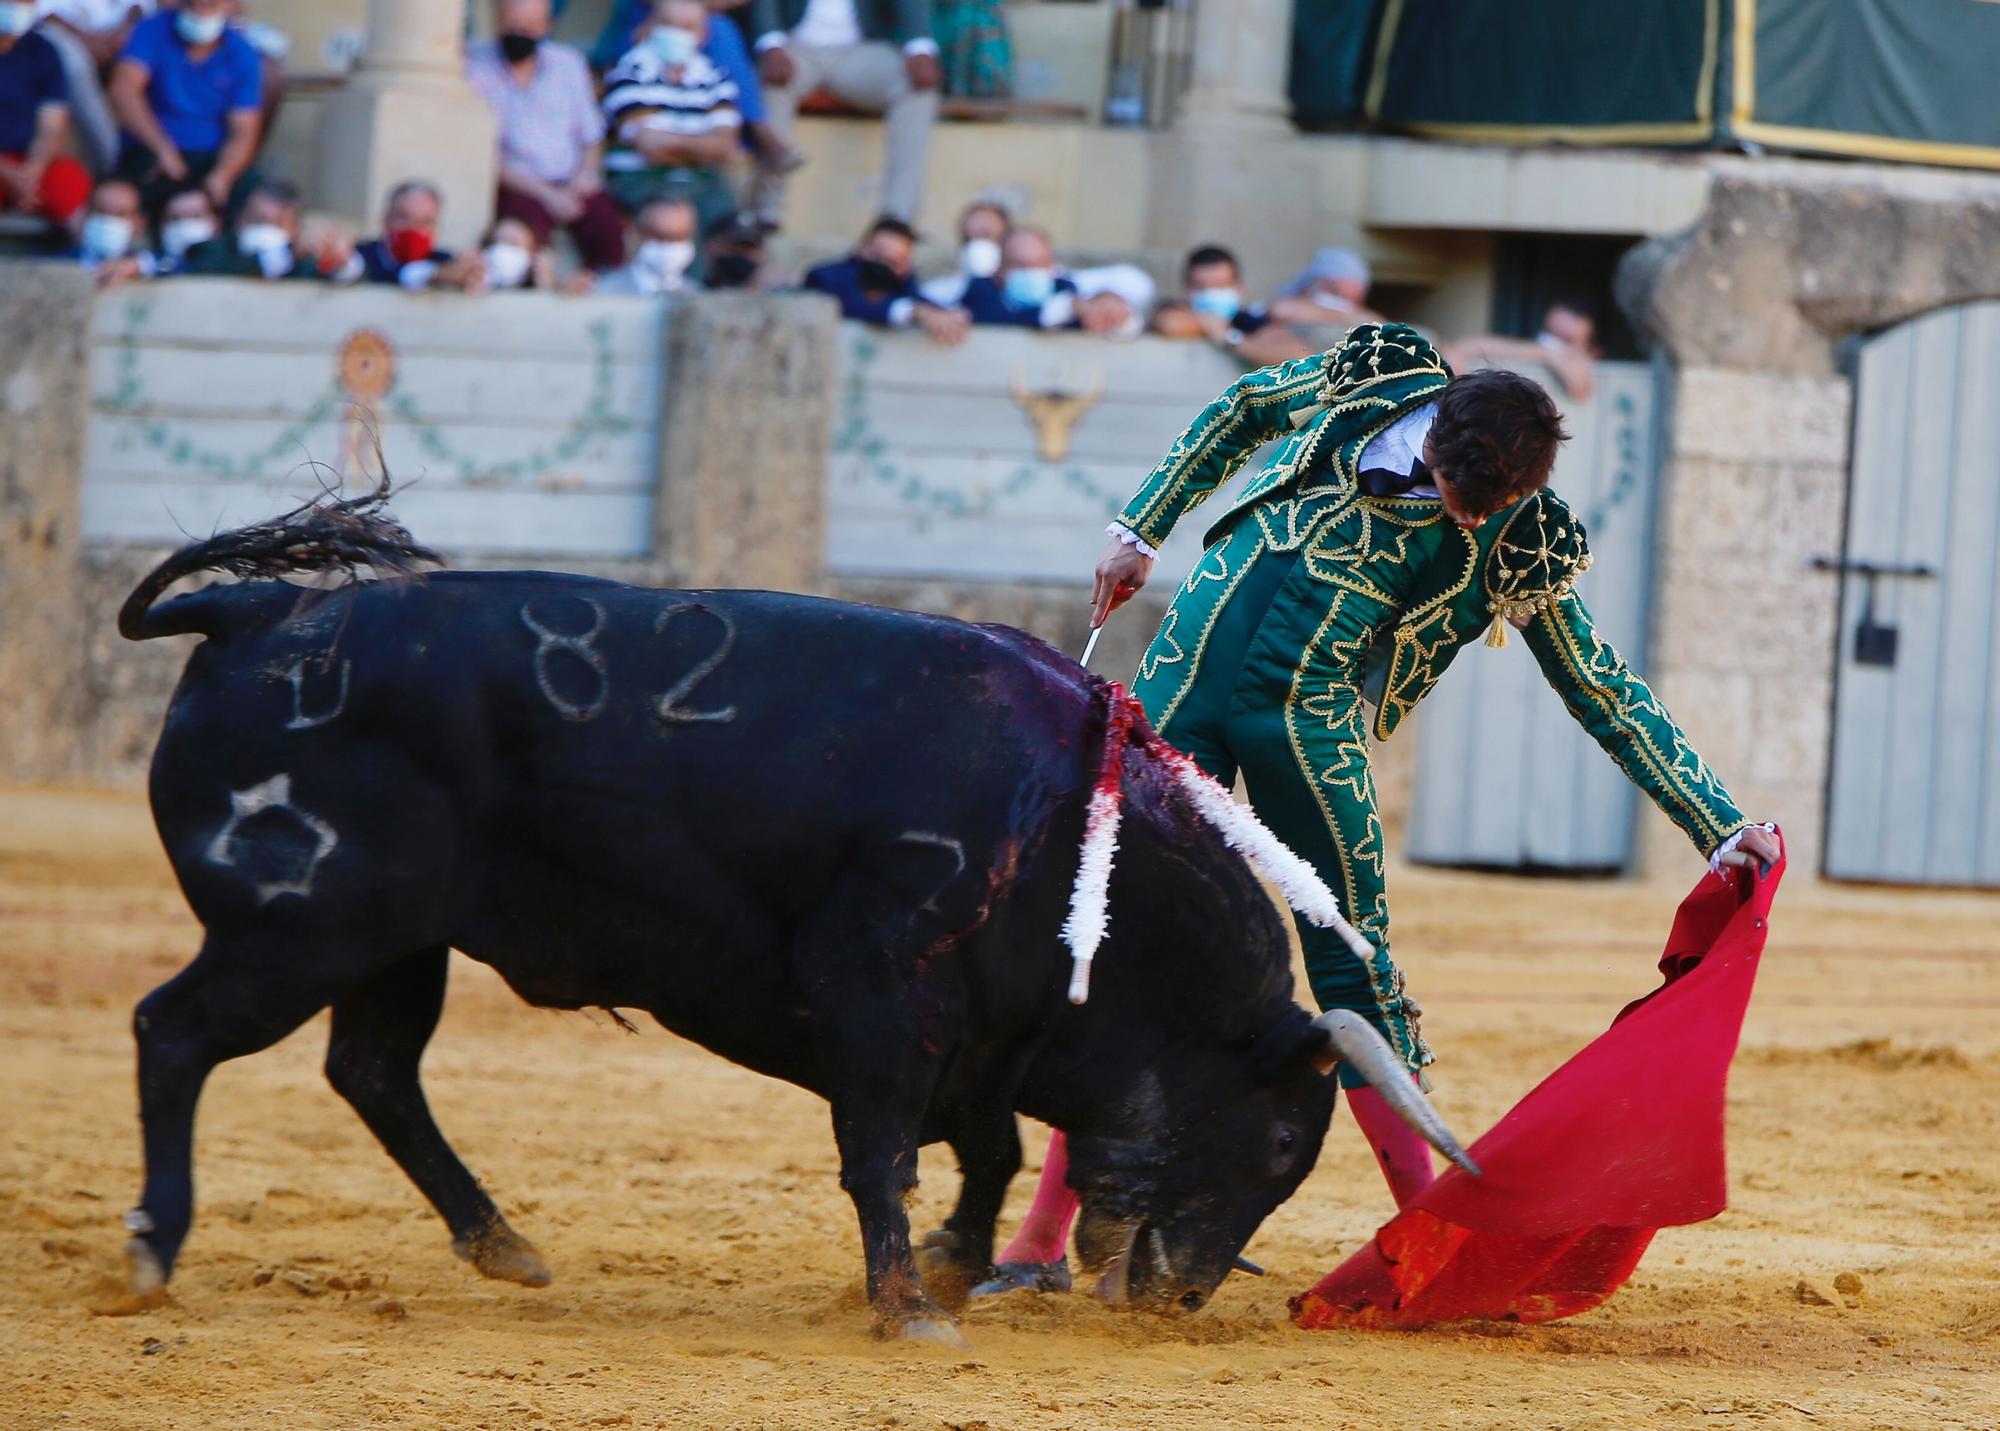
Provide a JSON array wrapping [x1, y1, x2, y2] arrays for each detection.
[[2, 786, 1996, 1431]]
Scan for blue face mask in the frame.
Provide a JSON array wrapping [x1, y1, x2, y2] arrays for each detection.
[[1004, 267, 1056, 308], [176, 9, 229, 45], [1189, 286, 1243, 321], [648, 25, 698, 67], [0, 4, 36, 39]]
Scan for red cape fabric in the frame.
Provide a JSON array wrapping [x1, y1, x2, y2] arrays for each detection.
[[1291, 844, 1784, 1330]]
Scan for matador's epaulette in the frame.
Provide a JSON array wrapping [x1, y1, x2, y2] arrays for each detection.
[[1482, 490, 1592, 647]]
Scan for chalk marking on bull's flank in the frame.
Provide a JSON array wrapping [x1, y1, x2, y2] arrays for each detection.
[[898, 832, 967, 911], [522, 597, 611, 723], [653, 603, 738, 727], [204, 774, 340, 903], [284, 658, 352, 731]]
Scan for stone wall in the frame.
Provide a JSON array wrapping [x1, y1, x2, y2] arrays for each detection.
[[1618, 167, 2000, 876], [0, 265, 93, 784]]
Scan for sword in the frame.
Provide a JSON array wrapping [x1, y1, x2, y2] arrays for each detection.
[[1079, 624, 1103, 669]]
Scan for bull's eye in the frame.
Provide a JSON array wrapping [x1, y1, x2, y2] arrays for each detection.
[[1270, 1123, 1301, 1176], [1276, 1129, 1297, 1154]]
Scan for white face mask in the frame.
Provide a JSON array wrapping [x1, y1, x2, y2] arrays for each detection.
[[160, 216, 217, 258], [648, 25, 699, 67], [1311, 288, 1354, 312], [636, 238, 696, 287], [176, 9, 228, 45], [484, 241, 533, 289], [959, 237, 1002, 278], [82, 214, 136, 260], [238, 222, 291, 257], [0, 3, 36, 39]]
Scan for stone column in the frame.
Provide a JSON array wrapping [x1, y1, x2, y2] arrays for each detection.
[[0, 262, 91, 783], [654, 293, 837, 592], [316, 0, 497, 251], [1176, 0, 1295, 132]]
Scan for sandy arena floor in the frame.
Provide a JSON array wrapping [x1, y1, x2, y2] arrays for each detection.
[[1, 785, 1996, 1430]]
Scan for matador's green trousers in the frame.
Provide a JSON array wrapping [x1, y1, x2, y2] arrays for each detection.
[[1130, 506, 1451, 1081]]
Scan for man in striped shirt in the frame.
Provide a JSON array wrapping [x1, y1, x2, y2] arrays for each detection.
[[600, 0, 742, 235]]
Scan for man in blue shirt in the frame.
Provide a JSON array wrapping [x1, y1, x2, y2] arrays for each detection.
[[108, 0, 261, 221], [0, 10, 94, 233], [802, 215, 966, 343], [960, 226, 1079, 330]]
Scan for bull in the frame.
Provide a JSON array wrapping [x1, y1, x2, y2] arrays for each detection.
[[113, 489, 1471, 1342]]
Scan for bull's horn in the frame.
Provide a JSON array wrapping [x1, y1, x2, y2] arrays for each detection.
[[1311, 1010, 1481, 1177]]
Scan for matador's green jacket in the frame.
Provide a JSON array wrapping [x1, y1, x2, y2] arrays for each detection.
[[1112, 323, 1747, 1073]]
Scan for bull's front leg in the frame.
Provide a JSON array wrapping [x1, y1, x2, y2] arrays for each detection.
[[917, 1103, 1022, 1310]]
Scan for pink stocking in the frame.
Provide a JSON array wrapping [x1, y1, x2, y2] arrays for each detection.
[[1346, 1084, 1437, 1209], [997, 1129, 1079, 1264]]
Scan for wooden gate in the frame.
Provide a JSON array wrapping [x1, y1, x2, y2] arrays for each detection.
[[1824, 303, 2000, 886], [1406, 360, 1661, 870]]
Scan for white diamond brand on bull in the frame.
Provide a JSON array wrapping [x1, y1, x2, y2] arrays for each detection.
[[111, 481, 1474, 1344]]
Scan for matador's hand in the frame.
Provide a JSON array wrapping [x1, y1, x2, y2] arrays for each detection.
[[1723, 826, 1783, 871], [1090, 538, 1153, 629]]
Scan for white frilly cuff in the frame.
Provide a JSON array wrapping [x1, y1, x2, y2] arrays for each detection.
[[1709, 821, 1776, 875], [1107, 522, 1158, 559]]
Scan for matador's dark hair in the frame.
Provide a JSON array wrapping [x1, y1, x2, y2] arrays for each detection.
[[1428, 369, 1570, 519]]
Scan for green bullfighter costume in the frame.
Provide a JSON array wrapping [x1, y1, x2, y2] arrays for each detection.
[[1112, 323, 1749, 1079]]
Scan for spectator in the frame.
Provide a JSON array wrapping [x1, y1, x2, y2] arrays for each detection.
[[701, 206, 765, 288], [959, 225, 1077, 329], [478, 214, 571, 291], [33, 0, 150, 175], [803, 214, 967, 344], [1442, 301, 1601, 400], [354, 179, 485, 292], [179, 177, 351, 281], [601, 0, 741, 233], [1070, 263, 1154, 342], [1267, 244, 1384, 327], [745, 0, 939, 229], [70, 175, 150, 286], [108, 0, 261, 219], [1152, 244, 1307, 364], [467, 0, 626, 273], [593, 1, 800, 173], [151, 179, 215, 271], [917, 198, 1007, 307], [594, 194, 700, 295], [2, 3, 93, 232], [932, 0, 1011, 99]]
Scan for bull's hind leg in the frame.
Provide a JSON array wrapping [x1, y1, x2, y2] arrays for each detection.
[[125, 937, 348, 1301], [917, 1102, 1023, 1310], [324, 947, 549, 1287]]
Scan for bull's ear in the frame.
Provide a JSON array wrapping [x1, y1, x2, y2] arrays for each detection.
[[1249, 1008, 1333, 1082]]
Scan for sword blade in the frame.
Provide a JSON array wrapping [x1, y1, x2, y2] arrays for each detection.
[[1080, 625, 1103, 669]]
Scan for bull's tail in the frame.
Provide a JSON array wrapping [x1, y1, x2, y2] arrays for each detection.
[[1060, 684, 1368, 1005], [117, 478, 440, 643]]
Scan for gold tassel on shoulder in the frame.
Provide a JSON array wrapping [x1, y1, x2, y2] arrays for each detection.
[[1485, 610, 1511, 648]]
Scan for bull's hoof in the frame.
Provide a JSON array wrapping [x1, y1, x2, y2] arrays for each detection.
[[886, 1315, 970, 1349], [90, 1240, 170, 1316], [969, 1258, 1071, 1299], [452, 1226, 552, 1287], [914, 1231, 979, 1312]]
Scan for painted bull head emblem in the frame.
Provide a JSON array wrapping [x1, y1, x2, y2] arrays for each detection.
[[1010, 368, 1105, 464]]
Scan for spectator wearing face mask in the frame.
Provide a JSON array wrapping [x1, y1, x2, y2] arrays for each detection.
[[803, 215, 967, 346], [468, 0, 627, 273], [1441, 300, 1601, 402], [0, 2, 95, 234], [1266, 245, 1384, 327], [68, 176, 152, 286], [108, 0, 262, 220], [701, 206, 764, 289], [917, 198, 1008, 309], [477, 214, 568, 292], [179, 178, 353, 282], [594, 194, 701, 295], [601, 0, 742, 236], [355, 180, 485, 292], [959, 225, 1077, 330], [1151, 244, 1307, 365], [151, 180, 217, 272]]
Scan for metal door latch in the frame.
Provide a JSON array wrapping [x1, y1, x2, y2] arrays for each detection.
[[1812, 557, 1937, 668]]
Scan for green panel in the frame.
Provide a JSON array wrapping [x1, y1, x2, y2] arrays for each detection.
[[1367, 0, 1716, 134], [1750, 0, 2000, 155], [1289, 0, 1387, 129]]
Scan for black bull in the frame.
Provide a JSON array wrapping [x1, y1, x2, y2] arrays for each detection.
[[114, 500, 1465, 1341]]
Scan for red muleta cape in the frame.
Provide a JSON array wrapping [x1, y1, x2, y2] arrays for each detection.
[[1291, 841, 1784, 1330]]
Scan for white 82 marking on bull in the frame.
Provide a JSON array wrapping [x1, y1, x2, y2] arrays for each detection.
[[653, 603, 737, 727], [521, 598, 610, 722]]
